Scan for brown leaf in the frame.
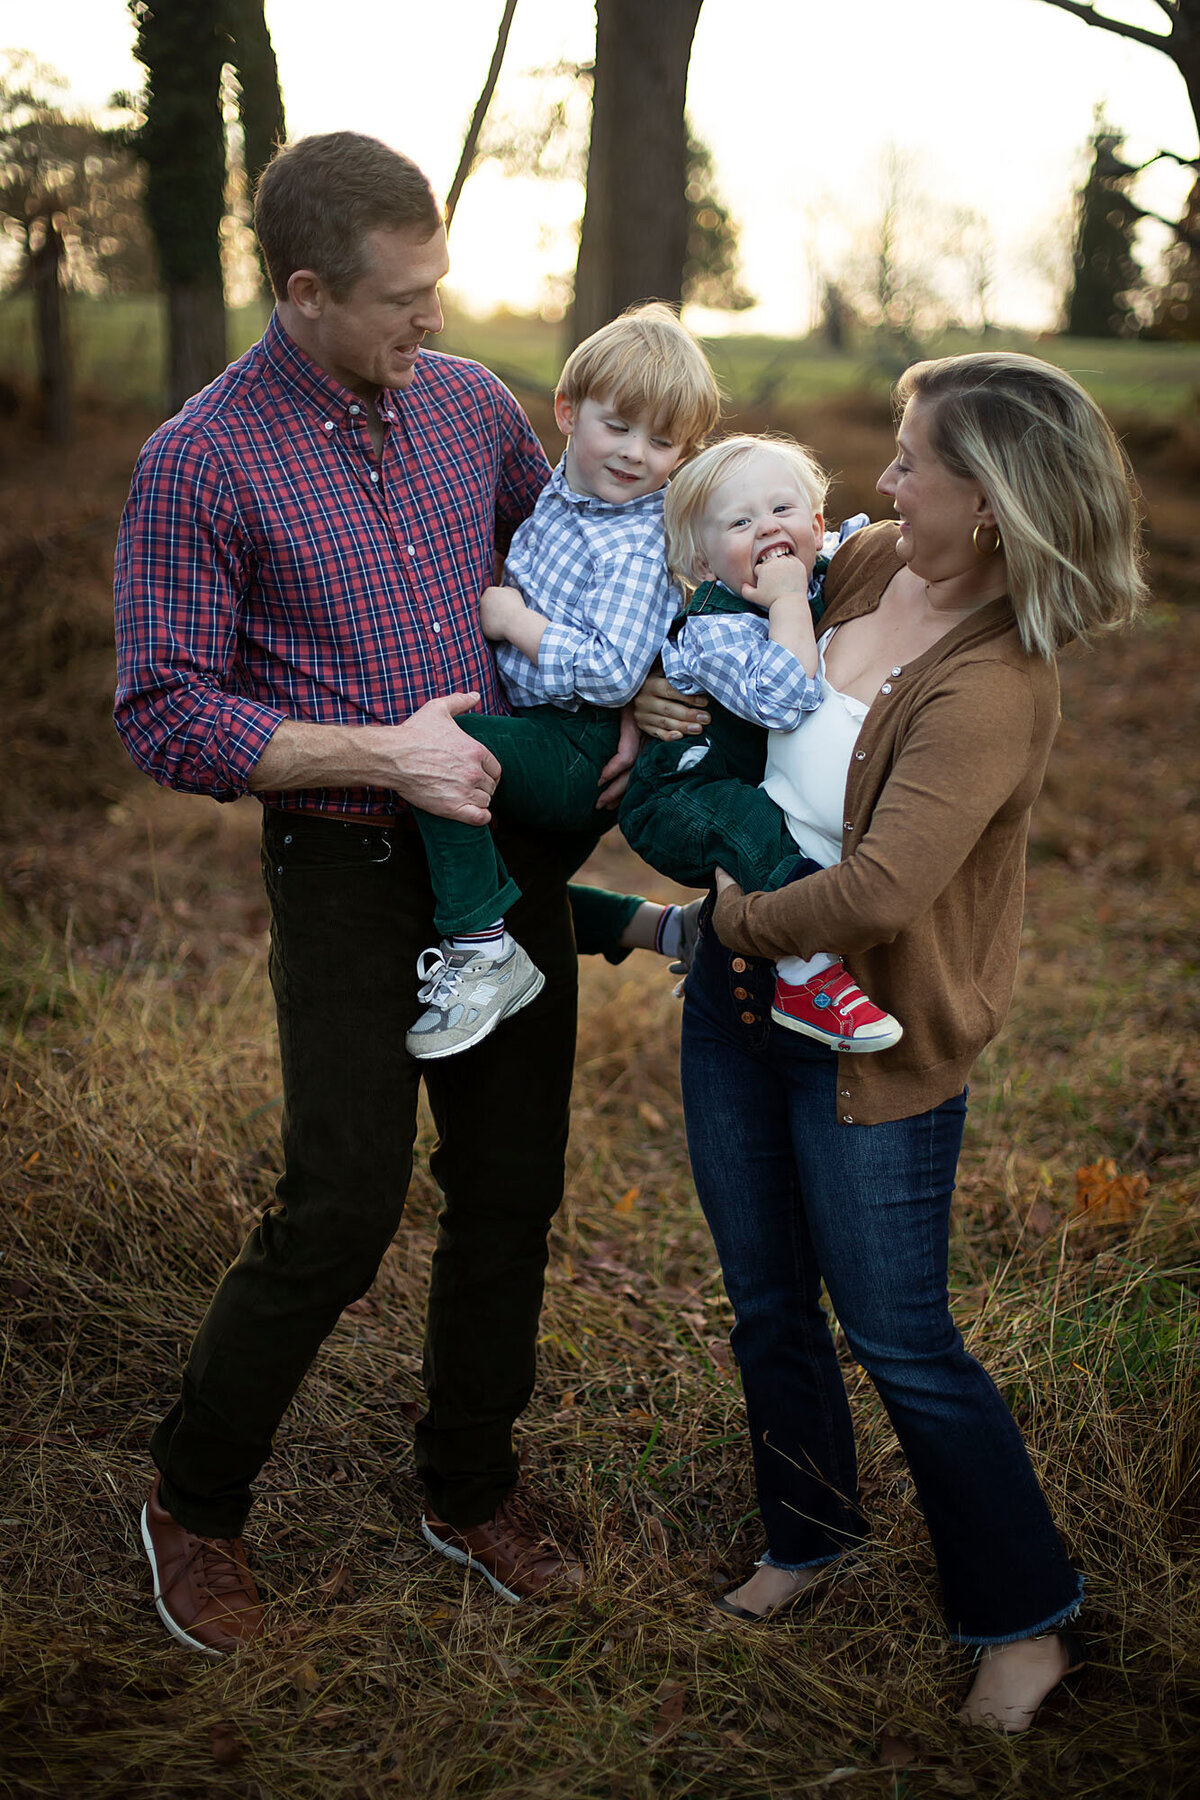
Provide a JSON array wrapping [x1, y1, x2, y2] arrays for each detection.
[[210, 1723, 245, 1766], [879, 1732, 917, 1767], [637, 1101, 667, 1132], [651, 1679, 686, 1742], [1072, 1158, 1149, 1225], [1025, 1199, 1056, 1238], [614, 1185, 639, 1215], [292, 1661, 319, 1694]]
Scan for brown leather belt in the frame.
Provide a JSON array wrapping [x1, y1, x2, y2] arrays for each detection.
[[266, 804, 407, 829]]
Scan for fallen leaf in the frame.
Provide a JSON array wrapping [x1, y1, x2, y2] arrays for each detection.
[[879, 1732, 917, 1767], [651, 1679, 686, 1742], [210, 1722, 245, 1766], [1072, 1158, 1149, 1225], [1025, 1199, 1055, 1237], [614, 1186, 639, 1215], [292, 1661, 319, 1694], [637, 1101, 666, 1132]]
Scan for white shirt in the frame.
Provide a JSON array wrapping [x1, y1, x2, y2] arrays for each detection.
[[762, 627, 869, 868]]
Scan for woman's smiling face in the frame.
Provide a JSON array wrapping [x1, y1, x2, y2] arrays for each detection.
[[696, 448, 824, 598], [876, 398, 995, 582]]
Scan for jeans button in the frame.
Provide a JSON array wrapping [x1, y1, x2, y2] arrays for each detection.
[[740, 1010, 756, 1025], [731, 957, 747, 973]]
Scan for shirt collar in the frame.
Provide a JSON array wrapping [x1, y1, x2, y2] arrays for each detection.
[[261, 311, 398, 425], [546, 455, 666, 516]]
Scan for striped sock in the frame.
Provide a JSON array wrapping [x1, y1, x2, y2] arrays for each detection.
[[653, 905, 682, 960], [448, 922, 510, 959]]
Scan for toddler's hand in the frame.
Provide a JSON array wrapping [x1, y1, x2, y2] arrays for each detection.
[[479, 584, 527, 643], [743, 553, 810, 611]]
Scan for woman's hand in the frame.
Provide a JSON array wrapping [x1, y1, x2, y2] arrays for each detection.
[[713, 865, 739, 896], [633, 670, 711, 742]]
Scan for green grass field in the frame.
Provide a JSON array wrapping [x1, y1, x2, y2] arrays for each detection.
[[4, 290, 1200, 421]]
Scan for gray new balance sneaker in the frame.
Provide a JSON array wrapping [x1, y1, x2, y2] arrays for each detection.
[[405, 940, 545, 1060]]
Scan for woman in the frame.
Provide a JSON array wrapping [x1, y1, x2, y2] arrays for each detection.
[[634, 353, 1146, 1731]]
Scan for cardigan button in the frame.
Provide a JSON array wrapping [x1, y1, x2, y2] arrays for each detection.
[[854, 750, 866, 761], [840, 1089, 850, 1098], [842, 1114, 854, 1124], [890, 666, 902, 677], [880, 682, 893, 694], [844, 821, 854, 832]]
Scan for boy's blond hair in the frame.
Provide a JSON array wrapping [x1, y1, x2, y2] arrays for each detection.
[[556, 302, 721, 459], [665, 434, 830, 594]]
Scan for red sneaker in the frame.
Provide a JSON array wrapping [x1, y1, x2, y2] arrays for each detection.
[[771, 960, 903, 1052]]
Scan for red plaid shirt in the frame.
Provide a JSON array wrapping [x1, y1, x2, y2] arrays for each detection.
[[114, 312, 550, 817]]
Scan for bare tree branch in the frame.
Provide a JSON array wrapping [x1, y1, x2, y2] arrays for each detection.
[[1032, 0, 1174, 55], [444, 0, 519, 230]]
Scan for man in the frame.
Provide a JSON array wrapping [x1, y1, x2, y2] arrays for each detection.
[[115, 132, 596, 1655]]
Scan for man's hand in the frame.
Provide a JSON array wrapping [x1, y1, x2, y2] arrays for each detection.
[[248, 694, 500, 825], [479, 584, 528, 643], [389, 694, 500, 824], [633, 670, 710, 742], [596, 704, 641, 809]]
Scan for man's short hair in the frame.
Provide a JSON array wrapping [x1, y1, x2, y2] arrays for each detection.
[[556, 303, 721, 459], [255, 131, 442, 302]]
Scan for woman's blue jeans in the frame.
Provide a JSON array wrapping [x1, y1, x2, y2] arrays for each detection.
[[680, 918, 1082, 1645]]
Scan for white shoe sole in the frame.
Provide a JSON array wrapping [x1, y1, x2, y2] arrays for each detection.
[[770, 1008, 904, 1053], [421, 1516, 523, 1604], [140, 1503, 225, 1657], [407, 968, 545, 1061]]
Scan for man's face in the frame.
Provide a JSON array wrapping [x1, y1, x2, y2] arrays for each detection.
[[307, 224, 448, 397]]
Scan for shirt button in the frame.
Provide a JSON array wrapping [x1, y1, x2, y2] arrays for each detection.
[[348, 403, 362, 415], [385, 410, 397, 421], [370, 471, 379, 483], [322, 419, 335, 432], [880, 682, 892, 694], [406, 544, 415, 555], [740, 1011, 756, 1025], [731, 958, 747, 973], [432, 621, 442, 633], [890, 666, 902, 677]]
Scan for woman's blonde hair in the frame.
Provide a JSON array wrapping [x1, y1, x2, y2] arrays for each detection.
[[556, 302, 721, 459], [896, 352, 1148, 659], [664, 434, 830, 594]]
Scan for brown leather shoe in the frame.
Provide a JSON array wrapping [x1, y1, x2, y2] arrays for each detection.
[[421, 1490, 583, 1603], [140, 1476, 263, 1655]]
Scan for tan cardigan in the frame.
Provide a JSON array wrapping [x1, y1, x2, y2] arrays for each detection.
[[712, 522, 1061, 1125]]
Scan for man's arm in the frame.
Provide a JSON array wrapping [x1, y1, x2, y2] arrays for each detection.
[[248, 696, 500, 824]]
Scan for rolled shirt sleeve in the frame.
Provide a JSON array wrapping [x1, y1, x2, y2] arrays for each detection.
[[114, 429, 285, 800], [662, 613, 823, 728]]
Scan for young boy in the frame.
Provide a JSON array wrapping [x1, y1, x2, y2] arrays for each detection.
[[619, 435, 902, 1052], [405, 303, 721, 1060]]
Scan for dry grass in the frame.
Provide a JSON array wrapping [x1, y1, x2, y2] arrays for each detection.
[[1, 397, 1198, 1798]]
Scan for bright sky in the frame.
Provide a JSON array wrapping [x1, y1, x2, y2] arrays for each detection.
[[11, 0, 1197, 332]]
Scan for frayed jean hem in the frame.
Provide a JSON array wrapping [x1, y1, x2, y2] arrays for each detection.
[[950, 1582, 1085, 1649], [758, 1549, 845, 1575]]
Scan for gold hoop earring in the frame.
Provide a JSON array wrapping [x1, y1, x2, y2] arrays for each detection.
[[973, 523, 1001, 557]]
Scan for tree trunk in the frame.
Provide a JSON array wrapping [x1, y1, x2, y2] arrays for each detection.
[[167, 281, 228, 415], [30, 221, 71, 443], [571, 0, 704, 347]]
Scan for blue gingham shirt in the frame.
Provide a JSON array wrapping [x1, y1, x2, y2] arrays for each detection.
[[494, 460, 675, 710], [661, 518, 869, 729]]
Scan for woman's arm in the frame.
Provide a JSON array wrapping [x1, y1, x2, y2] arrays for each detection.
[[713, 663, 1047, 962]]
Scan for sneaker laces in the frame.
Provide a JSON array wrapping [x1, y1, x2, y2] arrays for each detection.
[[415, 947, 465, 1007]]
